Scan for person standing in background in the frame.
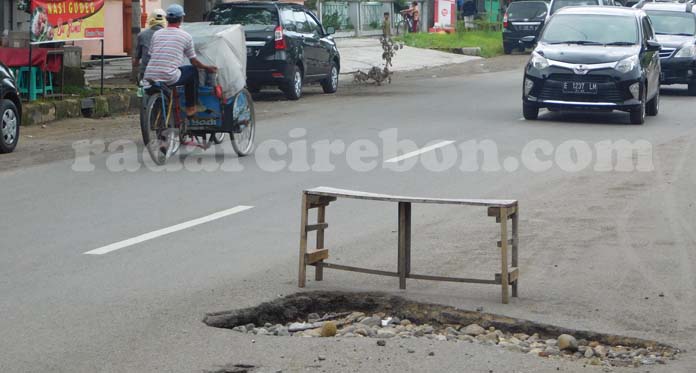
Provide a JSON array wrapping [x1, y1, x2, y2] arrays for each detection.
[[133, 9, 167, 82], [400, 2, 420, 33], [462, 0, 477, 29], [382, 12, 391, 37]]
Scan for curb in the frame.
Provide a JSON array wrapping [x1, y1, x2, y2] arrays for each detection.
[[22, 93, 139, 126], [451, 47, 481, 56]]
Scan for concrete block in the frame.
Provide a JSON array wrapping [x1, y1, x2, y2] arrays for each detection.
[[107, 94, 129, 114], [454, 47, 481, 56], [22, 102, 56, 126], [54, 99, 81, 120], [94, 96, 109, 117]]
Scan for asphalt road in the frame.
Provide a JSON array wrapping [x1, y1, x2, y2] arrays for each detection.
[[2, 60, 696, 372]]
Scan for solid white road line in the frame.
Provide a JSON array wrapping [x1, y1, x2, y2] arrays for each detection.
[[84, 205, 254, 255], [384, 140, 456, 163]]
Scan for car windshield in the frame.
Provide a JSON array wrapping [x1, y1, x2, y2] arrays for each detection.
[[541, 14, 639, 45], [507, 2, 548, 18], [550, 0, 599, 15], [646, 11, 696, 35], [209, 6, 279, 31]]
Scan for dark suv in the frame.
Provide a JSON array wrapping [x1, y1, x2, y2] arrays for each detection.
[[523, 7, 661, 124], [502, 1, 549, 54], [547, 0, 617, 20], [640, 2, 696, 94], [0, 62, 21, 153], [208, 2, 341, 100]]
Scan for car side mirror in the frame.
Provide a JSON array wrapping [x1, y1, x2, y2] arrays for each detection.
[[521, 35, 536, 44], [646, 40, 661, 52], [325, 26, 336, 35]]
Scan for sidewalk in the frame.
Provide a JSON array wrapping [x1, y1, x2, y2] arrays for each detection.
[[83, 37, 482, 82], [336, 37, 481, 75]]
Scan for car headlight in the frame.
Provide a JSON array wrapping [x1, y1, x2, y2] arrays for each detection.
[[675, 45, 696, 58], [614, 55, 639, 74], [530, 52, 549, 70]]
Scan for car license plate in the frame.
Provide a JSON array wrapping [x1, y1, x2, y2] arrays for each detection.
[[518, 25, 536, 31], [562, 81, 598, 95]]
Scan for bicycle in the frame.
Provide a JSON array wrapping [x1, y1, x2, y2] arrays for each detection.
[[394, 15, 413, 35], [141, 72, 255, 165]]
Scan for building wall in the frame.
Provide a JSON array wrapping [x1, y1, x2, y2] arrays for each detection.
[[75, 0, 126, 59], [1, 0, 31, 35]]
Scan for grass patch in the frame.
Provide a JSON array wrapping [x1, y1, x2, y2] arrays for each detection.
[[395, 31, 503, 58]]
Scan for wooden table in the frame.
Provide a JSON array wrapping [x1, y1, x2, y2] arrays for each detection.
[[297, 187, 520, 304]]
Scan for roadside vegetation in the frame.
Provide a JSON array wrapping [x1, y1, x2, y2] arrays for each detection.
[[396, 30, 503, 58]]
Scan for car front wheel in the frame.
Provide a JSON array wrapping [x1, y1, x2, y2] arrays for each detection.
[[0, 99, 20, 154], [688, 82, 696, 96], [522, 102, 539, 120], [630, 86, 646, 125], [646, 88, 659, 117]]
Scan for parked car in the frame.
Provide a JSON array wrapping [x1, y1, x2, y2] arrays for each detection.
[[522, 7, 661, 124], [502, 1, 549, 54], [0, 62, 21, 153], [640, 2, 696, 94], [547, 0, 617, 19], [207, 1, 341, 100]]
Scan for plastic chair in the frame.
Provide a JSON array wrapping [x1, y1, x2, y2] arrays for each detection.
[[16, 67, 45, 101], [44, 72, 54, 96]]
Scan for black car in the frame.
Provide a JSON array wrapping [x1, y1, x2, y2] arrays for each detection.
[[502, 1, 549, 54], [522, 7, 661, 124], [547, 0, 617, 20], [0, 62, 21, 153], [208, 2, 340, 100], [640, 2, 696, 94]]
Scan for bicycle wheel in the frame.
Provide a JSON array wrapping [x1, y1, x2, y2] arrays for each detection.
[[231, 89, 255, 156], [212, 132, 226, 144], [143, 91, 179, 165]]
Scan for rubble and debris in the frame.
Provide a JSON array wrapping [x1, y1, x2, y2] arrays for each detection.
[[205, 292, 680, 369]]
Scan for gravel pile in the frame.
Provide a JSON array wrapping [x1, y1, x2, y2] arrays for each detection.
[[231, 312, 678, 368]]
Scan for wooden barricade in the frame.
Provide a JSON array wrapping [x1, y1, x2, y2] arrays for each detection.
[[297, 187, 520, 304]]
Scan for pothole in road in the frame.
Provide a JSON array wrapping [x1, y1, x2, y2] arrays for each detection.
[[204, 292, 679, 369]]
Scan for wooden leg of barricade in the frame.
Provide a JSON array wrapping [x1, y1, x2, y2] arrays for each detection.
[[405, 203, 411, 277], [298, 193, 309, 288], [499, 207, 510, 304], [511, 207, 519, 298], [398, 202, 411, 290], [315, 205, 326, 281]]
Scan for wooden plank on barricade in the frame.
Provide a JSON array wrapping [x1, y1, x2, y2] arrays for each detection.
[[306, 249, 329, 264]]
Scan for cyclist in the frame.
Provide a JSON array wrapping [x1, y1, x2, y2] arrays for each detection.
[[400, 2, 420, 33], [133, 8, 167, 82], [144, 4, 217, 118]]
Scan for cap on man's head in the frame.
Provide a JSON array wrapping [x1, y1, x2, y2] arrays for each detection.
[[151, 8, 166, 20], [166, 4, 186, 18]]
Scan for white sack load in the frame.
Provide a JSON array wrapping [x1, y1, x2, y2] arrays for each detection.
[[182, 22, 247, 99]]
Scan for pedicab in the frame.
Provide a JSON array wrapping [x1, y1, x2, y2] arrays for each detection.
[[140, 23, 255, 165]]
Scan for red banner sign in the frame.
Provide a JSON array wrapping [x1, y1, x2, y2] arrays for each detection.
[[30, 0, 105, 44]]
